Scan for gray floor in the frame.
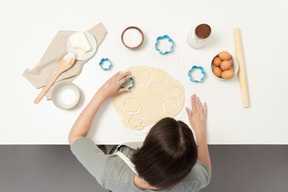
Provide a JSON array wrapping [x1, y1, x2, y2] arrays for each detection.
[[0, 145, 287, 192]]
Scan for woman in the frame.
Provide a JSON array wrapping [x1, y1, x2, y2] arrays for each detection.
[[69, 71, 211, 191]]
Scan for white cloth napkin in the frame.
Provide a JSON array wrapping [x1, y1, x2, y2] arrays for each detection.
[[23, 22, 108, 99]]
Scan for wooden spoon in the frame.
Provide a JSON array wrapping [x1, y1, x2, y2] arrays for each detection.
[[34, 52, 76, 104]]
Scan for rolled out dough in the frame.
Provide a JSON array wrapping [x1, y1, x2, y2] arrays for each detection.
[[113, 66, 185, 130]]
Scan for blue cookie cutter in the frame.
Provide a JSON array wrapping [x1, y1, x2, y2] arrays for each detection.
[[121, 77, 134, 89], [155, 35, 174, 55], [188, 66, 206, 82], [99, 58, 112, 70]]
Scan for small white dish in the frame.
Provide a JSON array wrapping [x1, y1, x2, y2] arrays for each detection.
[[66, 31, 97, 60], [211, 54, 239, 80], [52, 82, 80, 110]]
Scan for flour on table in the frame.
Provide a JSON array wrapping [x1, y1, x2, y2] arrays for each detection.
[[113, 66, 185, 130]]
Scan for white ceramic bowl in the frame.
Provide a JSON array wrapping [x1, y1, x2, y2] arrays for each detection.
[[211, 54, 239, 80], [52, 82, 80, 110]]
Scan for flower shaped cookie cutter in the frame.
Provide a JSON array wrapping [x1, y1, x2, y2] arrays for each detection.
[[155, 35, 174, 55], [121, 77, 135, 89], [99, 58, 112, 70], [188, 66, 206, 82]]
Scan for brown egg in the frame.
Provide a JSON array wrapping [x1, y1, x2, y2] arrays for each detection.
[[226, 67, 234, 73], [220, 60, 232, 70], [222, 70, 234, 79], [213, 67, 222, 77], [213, 57, 222, 67], [219, 51, 231, 60]]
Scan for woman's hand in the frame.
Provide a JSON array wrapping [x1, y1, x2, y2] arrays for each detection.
[[186, 94, 212, 172], [69, 71, 132, 146], [98, 71, 132, 99], [186, 94, 207, 137]]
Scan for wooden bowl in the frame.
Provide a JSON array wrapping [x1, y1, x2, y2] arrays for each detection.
[[121, 26, 144, 49]]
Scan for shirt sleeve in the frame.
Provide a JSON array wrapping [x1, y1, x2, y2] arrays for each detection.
[[70, 137, 108, 185], [194, 160, 211, 191]]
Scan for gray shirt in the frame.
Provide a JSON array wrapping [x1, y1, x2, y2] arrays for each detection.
[[71, 137, 211, 192]]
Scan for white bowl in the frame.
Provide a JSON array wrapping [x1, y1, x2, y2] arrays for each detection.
[[211, 54, 239, 80], [52, 82, 80, 110]]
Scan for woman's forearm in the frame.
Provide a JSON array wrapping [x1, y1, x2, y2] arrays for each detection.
[[196, 133, 212, 172], [186, 95, 212, 172], [68, 71, 131, 146], [68, 91, 106, 146]]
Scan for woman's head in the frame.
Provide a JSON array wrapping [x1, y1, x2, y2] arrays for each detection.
[[131, 117, 198, 190]]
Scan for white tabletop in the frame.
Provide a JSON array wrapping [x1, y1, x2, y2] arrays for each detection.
[[1, 0, 288, 144]]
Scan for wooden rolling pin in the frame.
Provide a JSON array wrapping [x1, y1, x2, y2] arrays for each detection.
[[234, 28, 250, 108]]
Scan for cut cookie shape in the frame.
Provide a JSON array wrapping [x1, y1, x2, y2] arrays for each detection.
[[168, 86, 182, 99], [129, 115, 144, 129], [135, 70, 150, 85], [151, 70, 164, 82], [124, 98, 140, 113], [155, 35, 174, 55], [162, 99, 179, 114]]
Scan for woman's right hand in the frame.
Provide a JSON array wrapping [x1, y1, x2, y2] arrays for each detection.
[[97, 71, 132, 99], [186, 94, 207, 137]]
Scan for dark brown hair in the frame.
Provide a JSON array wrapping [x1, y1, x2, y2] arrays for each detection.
[[131, 117, 198, 189]]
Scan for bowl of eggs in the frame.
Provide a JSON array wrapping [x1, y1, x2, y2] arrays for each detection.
[[211, 51, 238, 80]]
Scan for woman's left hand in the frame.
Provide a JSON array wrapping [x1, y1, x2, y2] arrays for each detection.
[[98, 71, 132, 98]]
